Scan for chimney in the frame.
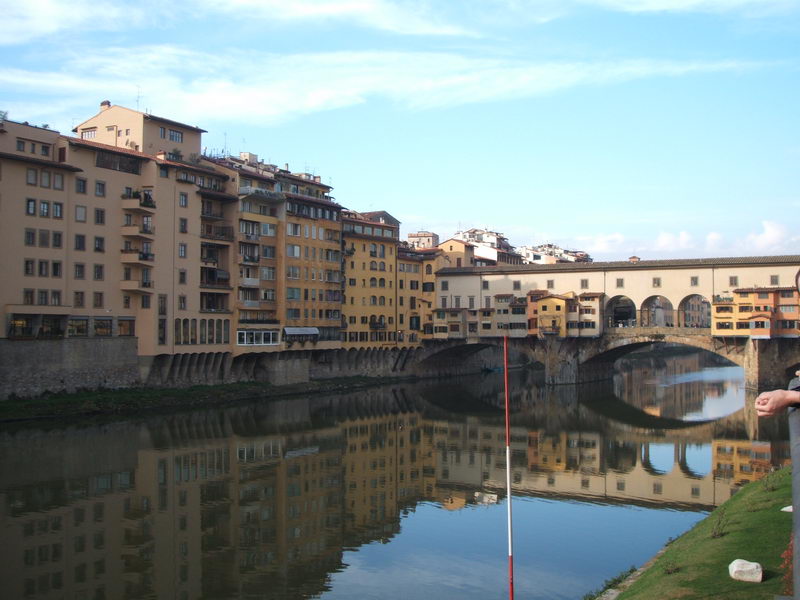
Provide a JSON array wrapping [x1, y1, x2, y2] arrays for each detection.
[[100, 100, 111, 111], [628, 256, 640, 263]]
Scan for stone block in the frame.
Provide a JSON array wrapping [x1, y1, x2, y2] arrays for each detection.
[[728, 559, 762, 583]]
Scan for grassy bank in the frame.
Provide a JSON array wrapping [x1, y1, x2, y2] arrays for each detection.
[[0, 375, 414, 423], [614, 467, 793, 600]]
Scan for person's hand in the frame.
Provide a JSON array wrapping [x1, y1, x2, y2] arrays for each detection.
[[755, 389, 800, 417]]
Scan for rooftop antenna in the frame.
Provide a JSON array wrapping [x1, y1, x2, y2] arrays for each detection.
[[135, 86, 141, 111]]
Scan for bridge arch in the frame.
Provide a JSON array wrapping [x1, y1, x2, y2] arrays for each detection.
[[640, 295, 675, 328], [606, 295, 636, 328], [678, 294, 711, 328]]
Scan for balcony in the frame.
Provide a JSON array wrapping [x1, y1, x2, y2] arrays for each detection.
[[238, 300, 260, 309], [201, 208, 225, 220], [239, 186, 285, 201], [240, 255, 260, 264], [539, 326, 560, 335], [369, 322, 387, 330], [201, 224, 234, 241], [238, 317, 281, 325], [120, 279, 154, 293], [121, 224, 155, 239], [239, 231, 261, 242], [240, 277, 260, 287], [120, 249, 155, 264], [122, 196, 156, 213]]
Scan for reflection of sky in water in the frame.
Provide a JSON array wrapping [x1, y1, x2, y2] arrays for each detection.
[[646, 443, 711, 476], [659, 365, 744, 421], [324, 498, 704, 600]]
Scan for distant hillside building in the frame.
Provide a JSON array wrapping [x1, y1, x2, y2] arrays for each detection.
[[452, 228, 523, 265], [408, 231, 439, 249], [518, 243, 592, 264]]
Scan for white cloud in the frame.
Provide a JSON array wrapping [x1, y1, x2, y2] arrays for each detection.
[[1, 0, 154, 46], [574, 232, 627, 253], [705, 231, 723, 251], [654, 230, 693, 250], [0, 46, 760, 131], [744, 220, 794, 252], [204, 0, 474, 36], [576, 0, 797, 15]]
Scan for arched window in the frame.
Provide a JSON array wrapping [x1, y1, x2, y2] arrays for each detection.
[[174, 319, 182, 344], [370, 296, 377, 305], [370, 277, 377, 287], [182, 319, 190, 344], [379, 262, 386, 271], [370, 243, 377, 256], [379, 244, 385, 258], [190, 319, 197, 344], [425, 264, 432, 275], [200, 319, 206, 344], [223, 320, 230, 343], [379, 296, 385, 306], [370, 261, 377, 271], [216, 319, 223, 343], [379, 278, 385, 288]]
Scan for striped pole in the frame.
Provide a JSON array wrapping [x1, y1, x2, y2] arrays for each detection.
[[504, 335, 515, 600]]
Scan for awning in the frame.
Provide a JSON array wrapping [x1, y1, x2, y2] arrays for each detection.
[[283, 327, 320, 335]]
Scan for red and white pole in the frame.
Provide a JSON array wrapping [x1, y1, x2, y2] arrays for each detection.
[[504, 335, 515, 600]]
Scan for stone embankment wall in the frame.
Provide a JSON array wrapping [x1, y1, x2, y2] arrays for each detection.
[[0, 338, 140, 400]]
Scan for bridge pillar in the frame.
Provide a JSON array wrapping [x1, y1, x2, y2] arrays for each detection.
[[743, 338, 795, 390]]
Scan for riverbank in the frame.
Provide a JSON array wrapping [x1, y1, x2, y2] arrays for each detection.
[[598, 466, 793, 599], [0, 375, 417, 423]]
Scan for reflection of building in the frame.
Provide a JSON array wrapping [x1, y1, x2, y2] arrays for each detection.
[[713, 440, 791, 484]]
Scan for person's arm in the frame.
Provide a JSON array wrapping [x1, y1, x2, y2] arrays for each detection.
[[755, 389, 800, 417]]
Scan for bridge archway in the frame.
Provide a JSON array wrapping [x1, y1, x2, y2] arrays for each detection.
[[678, 294, 711, 328], [640, 295, 675, 328], [606, 295, 636, 328]]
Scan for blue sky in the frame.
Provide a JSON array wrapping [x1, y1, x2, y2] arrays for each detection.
[[2, 0, 798, 260]]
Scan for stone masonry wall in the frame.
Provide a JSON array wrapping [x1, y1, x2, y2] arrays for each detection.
[[0, 338, 140, 400]]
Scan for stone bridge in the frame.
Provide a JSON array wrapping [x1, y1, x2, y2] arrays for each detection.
[[407, 327, 800, 390]]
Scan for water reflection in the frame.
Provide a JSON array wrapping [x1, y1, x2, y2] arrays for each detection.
[[0, 350, 789, 600]]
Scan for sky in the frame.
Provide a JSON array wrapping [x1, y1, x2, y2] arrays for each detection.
[[1, 0, 798, 260]]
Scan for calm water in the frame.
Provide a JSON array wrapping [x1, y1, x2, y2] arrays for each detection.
[[0, 348, 790, 600]]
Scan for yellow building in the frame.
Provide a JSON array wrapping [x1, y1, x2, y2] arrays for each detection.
[[342, 210, 401, 347], [712, 287, 800, 339]]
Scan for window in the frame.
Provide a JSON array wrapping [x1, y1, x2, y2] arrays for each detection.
[[53, 173, 64, 190], [74, 234, 85, 250], [74, 263, 85, 279], [770, 275, 779, 286], [652, 277, 661, 288], [179, 218, 188, 233], [53, 202, 63, 219], [40, 171, 51, 188], [286, 244, 301, 258], [178, 243, 187, 258], [287, 223, 301, 236], [159, 126, 166, 138], [75, 178, 87, 194], [286, 265, 300, 279], [616, 278, 624, 288], [24, 228, 36, 246], [169, 129, 183, 142], [40, 200, 50, 217], [440, 280, 449, 291], [25, 198, 36, 215], [52, 261, 62, 277], [513, 280, 521, 291], [690, 276, 699, 287], [38, 260, 49, 277], [179, 269, 187, 284], [94, 209, 105, 225], [93, 264, 104, 280], [94, 237, 105, 252], [37, 290, 48, 305], [75, 205, 86, 222], [24, 259, 34, 276], [74, 291, 84, 307], [178, 295, 187, 310], [52, 231, 62, 248], [41, 144, 50, 156], [287, 287, 301, 300], [26, 168, 37, 185], [16, 139, 25, 151], [179, 192, 188, 207], [580, 278, 588, 289], [38, 229, 49, 247], [93, 292, 104, 308], [547, 279, 554, 289], [23, 289, 34, 305], [94, 181, 106, 197], [141, 295, 151, 309], [729, 276, 738, 287]]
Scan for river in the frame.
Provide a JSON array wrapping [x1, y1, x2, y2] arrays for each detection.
[[0, 347, 790, 599]]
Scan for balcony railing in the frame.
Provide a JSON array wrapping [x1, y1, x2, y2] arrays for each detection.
[[201, 225, 234, 241], [201, 209, 225, 219], [239, 186, 285, 200], [240, 255, 259, 263], [369, 322, 387, 330]]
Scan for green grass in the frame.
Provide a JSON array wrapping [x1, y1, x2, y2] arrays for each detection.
[[0, 375, 406, 422], [618, 467, 794, 600]]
